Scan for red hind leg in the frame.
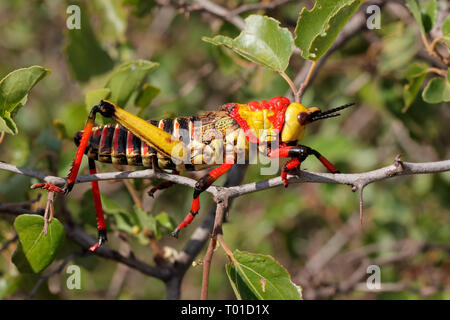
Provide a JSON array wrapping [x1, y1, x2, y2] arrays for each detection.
[[171, 162, 234, 238], [87, 159, 107, 252], [148, 170, 179, 198]]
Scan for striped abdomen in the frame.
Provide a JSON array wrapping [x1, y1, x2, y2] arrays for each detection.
[[74, 113, 243, 170]]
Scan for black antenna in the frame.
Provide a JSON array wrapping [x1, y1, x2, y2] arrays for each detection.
[[310, 102, 355, 122]]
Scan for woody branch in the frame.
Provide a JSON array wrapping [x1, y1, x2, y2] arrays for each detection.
[[1, 159, 449, 200]]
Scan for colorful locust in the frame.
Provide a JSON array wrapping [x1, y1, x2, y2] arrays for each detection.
[[34, 97, 353, 251]]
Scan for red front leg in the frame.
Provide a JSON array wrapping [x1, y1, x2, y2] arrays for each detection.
[[32, 106, 107, 251], [269, 145, 340, 187]]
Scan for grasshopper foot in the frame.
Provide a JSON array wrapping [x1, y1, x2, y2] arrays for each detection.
[[89, 229, 107, 252], [31, 183, 65, 194]]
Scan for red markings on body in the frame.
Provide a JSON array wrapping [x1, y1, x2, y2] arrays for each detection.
[[226, 97, 290, 143], [127, 131, 134, 156], [112, 125, 120, 155]]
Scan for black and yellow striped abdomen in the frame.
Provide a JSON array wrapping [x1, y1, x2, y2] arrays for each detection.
[[74, 111, 246, 170]]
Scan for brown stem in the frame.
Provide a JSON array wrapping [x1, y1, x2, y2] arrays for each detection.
[[200, 236, 217, 300], [123, 180, 143, 209], [217, 234, 237, 264], [297, 60, 317, 102], [200, 198, 229, 299], [427, 67, 447, 77], [280, 71, 299, 102]]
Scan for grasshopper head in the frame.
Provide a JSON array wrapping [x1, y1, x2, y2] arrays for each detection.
[[281, 102, 355, 142]]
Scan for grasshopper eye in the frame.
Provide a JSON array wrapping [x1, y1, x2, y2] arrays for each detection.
[[297, 112, 309, 125]]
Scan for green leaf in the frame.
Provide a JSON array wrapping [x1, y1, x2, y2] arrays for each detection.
[[405, 0, 437, 33], [100, 194, 137, 234], [134, 206, 159, 238], [65, 5, 114, 82], [12, 244, 34, 273], [443, 15, 450, 37], [405, 0, 424, 32], [420, 0, 437, 33], [294, 0, 362, 60], [155, 212, 175, 233], [85, 88, 111, 111], [422, 76, 450, 103], [13, 215, 65, 273], [202, 15, 293, 72], [91, 0, 128, 43], [402, 62, 429, 112], [225, 250, 302, 300], [442, 15, 450, 46], [105, 59, 159, 107], [0, 66, 50, 134], [134, 84, 160, 109]]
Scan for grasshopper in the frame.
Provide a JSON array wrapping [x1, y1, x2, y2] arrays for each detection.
[[34, 97, 353, 251]]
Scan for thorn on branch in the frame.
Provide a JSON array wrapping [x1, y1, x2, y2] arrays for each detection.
[[394, 154, 404, 170]]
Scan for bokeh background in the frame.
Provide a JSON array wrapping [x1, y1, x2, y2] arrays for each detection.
[[0, 0, 449, 299]]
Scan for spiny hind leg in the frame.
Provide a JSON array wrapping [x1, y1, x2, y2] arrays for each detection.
[[87, 158, 107, 252], [171, 162, 234, 238], [148, 170, 180, 198]]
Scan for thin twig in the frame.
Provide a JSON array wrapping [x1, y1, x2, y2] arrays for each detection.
[[426, 67, 447, 77], [297, 60, 317, 102], [200, 235, 217, 300], [280, 71, 299, 102], [200, 197, 228, 299]]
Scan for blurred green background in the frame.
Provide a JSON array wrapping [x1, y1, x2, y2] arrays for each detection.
[[0, 0, 449, 299]]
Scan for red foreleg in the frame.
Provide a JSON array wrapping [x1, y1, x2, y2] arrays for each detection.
[[269, 145, 340, 187], [32, 107, 97, 194]]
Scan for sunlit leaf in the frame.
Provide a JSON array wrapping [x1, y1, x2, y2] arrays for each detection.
[[105, 59, 159, 107], [13, 215, 65, 273], [422, 76, 450, 103], [294, 0, 362, 60], [0, 66, 50, 134], [225, 250, 302, 300], [202, 15, 293, 72]]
